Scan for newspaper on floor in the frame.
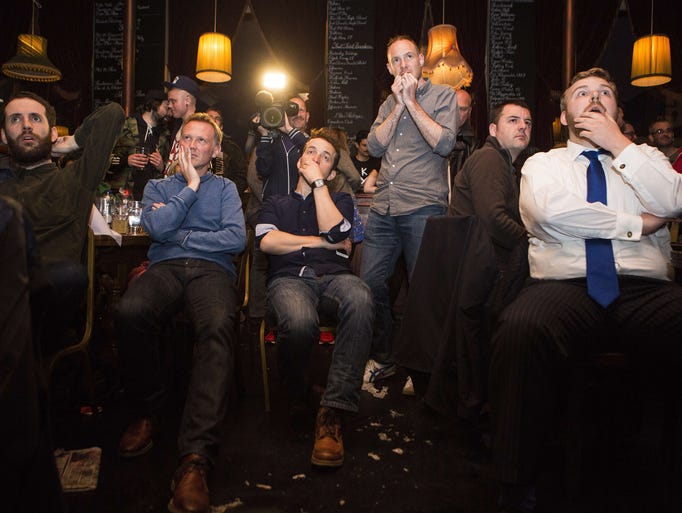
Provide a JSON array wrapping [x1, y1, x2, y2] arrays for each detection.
[[54, 447, 102, 492]]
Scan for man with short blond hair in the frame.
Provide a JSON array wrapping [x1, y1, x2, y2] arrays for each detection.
[[116, 112, 245, 513]]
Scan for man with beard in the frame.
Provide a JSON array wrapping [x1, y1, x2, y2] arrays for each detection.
[[111, 89, 171, 199], [489, 68, 682, 512], [0, 91, 124, 346]]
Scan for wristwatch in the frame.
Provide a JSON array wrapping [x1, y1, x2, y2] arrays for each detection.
[[311, 178, 327, 190]]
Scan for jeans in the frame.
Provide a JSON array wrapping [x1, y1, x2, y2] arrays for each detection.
[[115, 258, 237, 465], [268, 273, 374, 412], [360, 204, 446, 364]]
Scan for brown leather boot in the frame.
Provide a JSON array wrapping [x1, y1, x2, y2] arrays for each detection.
[[168, 454, 210, 513], [311, 406, 344, 467], [118, 417, 155, 458]]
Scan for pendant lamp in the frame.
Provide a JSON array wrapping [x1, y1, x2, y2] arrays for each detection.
[[630, 0, 671, 87], [196, 0, 232, 83], [2, 1, 61, 82], [421, 1, 473, 89]]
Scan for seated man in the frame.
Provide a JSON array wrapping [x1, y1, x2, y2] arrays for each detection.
[[257, 133, 373, 468], [115, 113, 246, 513], [490, 68, 682, 512], [0, 92, 125, 347]]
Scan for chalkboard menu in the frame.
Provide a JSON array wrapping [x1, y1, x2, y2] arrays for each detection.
[[325, 0, 375, 138], [487, 0, 535, 112], [93, 0, 164, 109]]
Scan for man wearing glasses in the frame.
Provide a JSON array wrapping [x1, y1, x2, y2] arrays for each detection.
[[648, 119, 679, 164]]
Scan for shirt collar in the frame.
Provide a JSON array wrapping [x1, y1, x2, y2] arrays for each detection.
[[566, 140, 611, 162]]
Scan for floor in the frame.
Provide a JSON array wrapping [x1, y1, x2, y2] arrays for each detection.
[[48, 321, 681, 513]]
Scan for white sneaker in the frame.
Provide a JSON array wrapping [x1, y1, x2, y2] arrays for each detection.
[[363, 359, 397, 384]]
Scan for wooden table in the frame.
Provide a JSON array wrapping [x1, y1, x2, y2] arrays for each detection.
[[95, 233, 151, 293]]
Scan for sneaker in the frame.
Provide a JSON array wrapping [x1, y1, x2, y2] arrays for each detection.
[[363, 359, 397, 384], [318, 331, 335, 345], [264, 329, 276, 345]]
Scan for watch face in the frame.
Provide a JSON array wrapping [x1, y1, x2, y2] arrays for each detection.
[[313, 179, 325, 189]]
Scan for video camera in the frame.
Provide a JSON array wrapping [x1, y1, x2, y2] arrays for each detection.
[[255, 90, 299, 129]]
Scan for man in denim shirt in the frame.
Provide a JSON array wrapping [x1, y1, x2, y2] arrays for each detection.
[[362, 35, 458, 382]]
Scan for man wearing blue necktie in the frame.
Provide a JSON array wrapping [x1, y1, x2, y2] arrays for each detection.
[[489, 68, 682, 513]]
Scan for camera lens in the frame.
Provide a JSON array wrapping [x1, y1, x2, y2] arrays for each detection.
[[262, 106, 284, 128]]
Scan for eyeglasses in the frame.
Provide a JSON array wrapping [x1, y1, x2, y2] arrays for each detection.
[[651, 128, 673, 135]]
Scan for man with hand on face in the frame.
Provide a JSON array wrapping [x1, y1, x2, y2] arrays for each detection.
[[257, 132, 373, 469], [361, 34, 458, 384], [116, 113, 245, 513], [0, 92, 124, 345], [489, 68, 682, 513]]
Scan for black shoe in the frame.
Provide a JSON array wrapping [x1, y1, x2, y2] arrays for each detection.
[[498, 483, 536, 513]]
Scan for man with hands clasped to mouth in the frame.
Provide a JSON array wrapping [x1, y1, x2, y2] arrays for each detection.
[[257, 132, 374, 469], [489, 68, 682, 513], [361, 35, 458, 383], [116, 113, 245, 513]]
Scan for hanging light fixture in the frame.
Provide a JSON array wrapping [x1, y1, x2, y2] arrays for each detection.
[[630, 0, 671, 87], [196, 0, 232, 83], [421, 2, 473, 89], [2, 0, 61, 83]]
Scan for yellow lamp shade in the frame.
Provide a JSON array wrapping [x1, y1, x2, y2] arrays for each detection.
[[631, 34, 672, 87], [2, 34, 61, 82], [422, 24, 473, 89], [196, 32, 232, 83], [424, 24, 458, 67]]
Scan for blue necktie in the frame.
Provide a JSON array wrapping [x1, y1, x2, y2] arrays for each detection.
[[582, 150, 620, 307]]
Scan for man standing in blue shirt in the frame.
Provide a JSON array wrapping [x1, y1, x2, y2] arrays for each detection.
[[257, 132, 373, 468], [362, 35, 458, 382], [116, 113, 245, 513]]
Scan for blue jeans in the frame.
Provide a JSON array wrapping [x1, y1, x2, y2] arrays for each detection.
[[268, 273, 374, 412], [115, 258, 237, 465], [360, 205, 446, 364]]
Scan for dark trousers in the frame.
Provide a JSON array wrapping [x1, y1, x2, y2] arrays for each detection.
[[490, 276, 682, 484], [116, 258, 237, 465]]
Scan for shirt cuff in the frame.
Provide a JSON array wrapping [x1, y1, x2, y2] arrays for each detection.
[[615, 211, 643, 241], [611, 143, 644, 177]]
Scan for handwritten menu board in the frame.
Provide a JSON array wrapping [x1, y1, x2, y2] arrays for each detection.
[[487, 0, 535, 111], [93, 0, 164, 109], [326, 0, 375, 137]]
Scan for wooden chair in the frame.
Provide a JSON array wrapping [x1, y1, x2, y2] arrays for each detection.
[[43, 228, 96, 404], [258, 316, 336, 413]]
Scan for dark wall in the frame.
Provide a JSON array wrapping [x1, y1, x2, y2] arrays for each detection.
[[1, 0, 680, 150]]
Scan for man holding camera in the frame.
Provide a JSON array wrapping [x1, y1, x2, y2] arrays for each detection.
[[255, 95, 310, 200]]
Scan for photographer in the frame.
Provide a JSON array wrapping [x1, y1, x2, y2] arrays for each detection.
[[254, 94, 309, 200]]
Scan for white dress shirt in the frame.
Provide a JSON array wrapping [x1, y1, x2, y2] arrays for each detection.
[[520, 141, 682, 281]]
